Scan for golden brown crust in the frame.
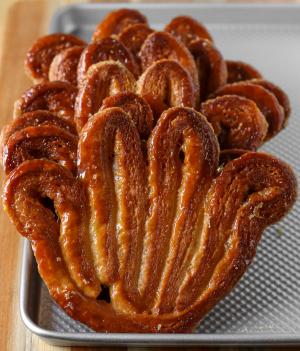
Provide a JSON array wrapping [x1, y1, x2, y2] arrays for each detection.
[[75, 61, 136, 130], [78, 107, 148, 302], [25, 34, 86, 84], [2, 110, 77, 140], [2, 9, 297, 334], [77, 38, 139, 85], [139, 31, 199, 101], [3, 160, 100, 298], [136, 59, 196, 121], [226, 60, 263, 84], [140, 107, 219, 313], [118, 24, 154, 65], [200, 95, 268, 150], [14, 81, 77, 122], [0, 110, 77, 160], [189, 38, 227, 101], [49, 46, 85, 86], [3, 105, 297, 332], [2, 124, 78, 175], [175, 152, 297, 315], [213, 82, 285, 139], [164, 16, 213, 47], [92, 9, 148, 42], [101, 92, 153, 139], [250, 79, 291, 125]]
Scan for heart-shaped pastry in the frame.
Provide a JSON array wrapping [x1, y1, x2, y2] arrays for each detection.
[[3, 106, 296, 333]]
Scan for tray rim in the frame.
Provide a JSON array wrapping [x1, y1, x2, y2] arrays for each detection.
[[20, 2, 300, 347], [49, 2, 300, 33]]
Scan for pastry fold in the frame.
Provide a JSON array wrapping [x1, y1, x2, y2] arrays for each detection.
[[3, 107, 296, 333]]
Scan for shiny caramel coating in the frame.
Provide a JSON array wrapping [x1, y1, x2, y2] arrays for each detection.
[[2, 110, 77, 141], [25, 33, 86, 84], [137, 59, 196, 121], [139, 31, 199, 100], [213, 82, 285, 139], [226, 60, 262, 84], [101, 92, 153, 139], [189, 38, 227, 101], [118, 24, 154, 65], [14, 81, 77, 123], [200, 95, 268, 150], [0, 110, 77, 162], [75, 61, 136, 130], [77, 38, 139, 86], [2, 125, 78, 175], [2, 8, 298, 334], [49, 46, 85, 86], [3, 106, 297, 332], [251, 79, 291, 125], [3, 160, 100, 298], [165, 16, 213, 47], [92, 8, 147, 41], [78, 107, 148, 296]]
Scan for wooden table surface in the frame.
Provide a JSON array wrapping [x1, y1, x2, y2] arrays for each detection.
[[0, 1, 299, 350]]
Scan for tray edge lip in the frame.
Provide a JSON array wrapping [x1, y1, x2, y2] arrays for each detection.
[[20, 2, 300, 346], [50, 2, 300, 10], [49, 2, 300, 33]]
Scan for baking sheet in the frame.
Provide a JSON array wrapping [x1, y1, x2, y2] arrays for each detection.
[[20, 3, 300, 346]]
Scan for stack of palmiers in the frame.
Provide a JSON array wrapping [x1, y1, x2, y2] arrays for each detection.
[[1, 9, 297, 333]]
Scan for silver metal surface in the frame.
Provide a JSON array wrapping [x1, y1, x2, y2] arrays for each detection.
[[20, 3, 300, 346]]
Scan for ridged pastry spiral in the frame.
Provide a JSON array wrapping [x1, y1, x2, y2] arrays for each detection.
[[92, 8, 148, 41], [77, 37, 139, 85], [164, 15, 213, 47], [49, 46, 85, 86], [2, 9, 297, 334], [75, 61, 136, 130], [139, 31, 199, 100], [14, 81, 77, 122], [137, 59, 196, 120], [3, 106, 297, 332], [25, 34, 86, 84], [213, 82, 285, 139]]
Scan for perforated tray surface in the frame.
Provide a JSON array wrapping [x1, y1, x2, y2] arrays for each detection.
[[20, 3, 300, 347]]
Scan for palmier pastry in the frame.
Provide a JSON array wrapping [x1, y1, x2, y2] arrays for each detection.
[[49, 46, 85, 86], [139, 31, 199, 100], [2, 8, 297, 335], [250, 79, 291, 125], [92, 8, 147, 41], [226, 60, 262, 84], [213, 82, 285, 139], [200, 95, 268, 150], [75, 61, 136, 130], [25, 34, 86, 84], [2, 113, 78, 175], [77, 38, 139, 85], [14, 81, 77, 122], [101, 92, 153, 139], [189, 38, 227, 101], [3, 106, 296, 332], [1, 110, 77, 145], [137, 59, 196, 120], [118, 24, 154, 65], [0, 110, 77, 168], [165, 15, 213, 47]]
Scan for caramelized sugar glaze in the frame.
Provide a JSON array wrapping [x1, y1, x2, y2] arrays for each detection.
[[2, 8, 297, 333]]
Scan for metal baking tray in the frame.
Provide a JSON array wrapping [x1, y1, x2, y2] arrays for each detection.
[[19, 3, 300, 347]]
